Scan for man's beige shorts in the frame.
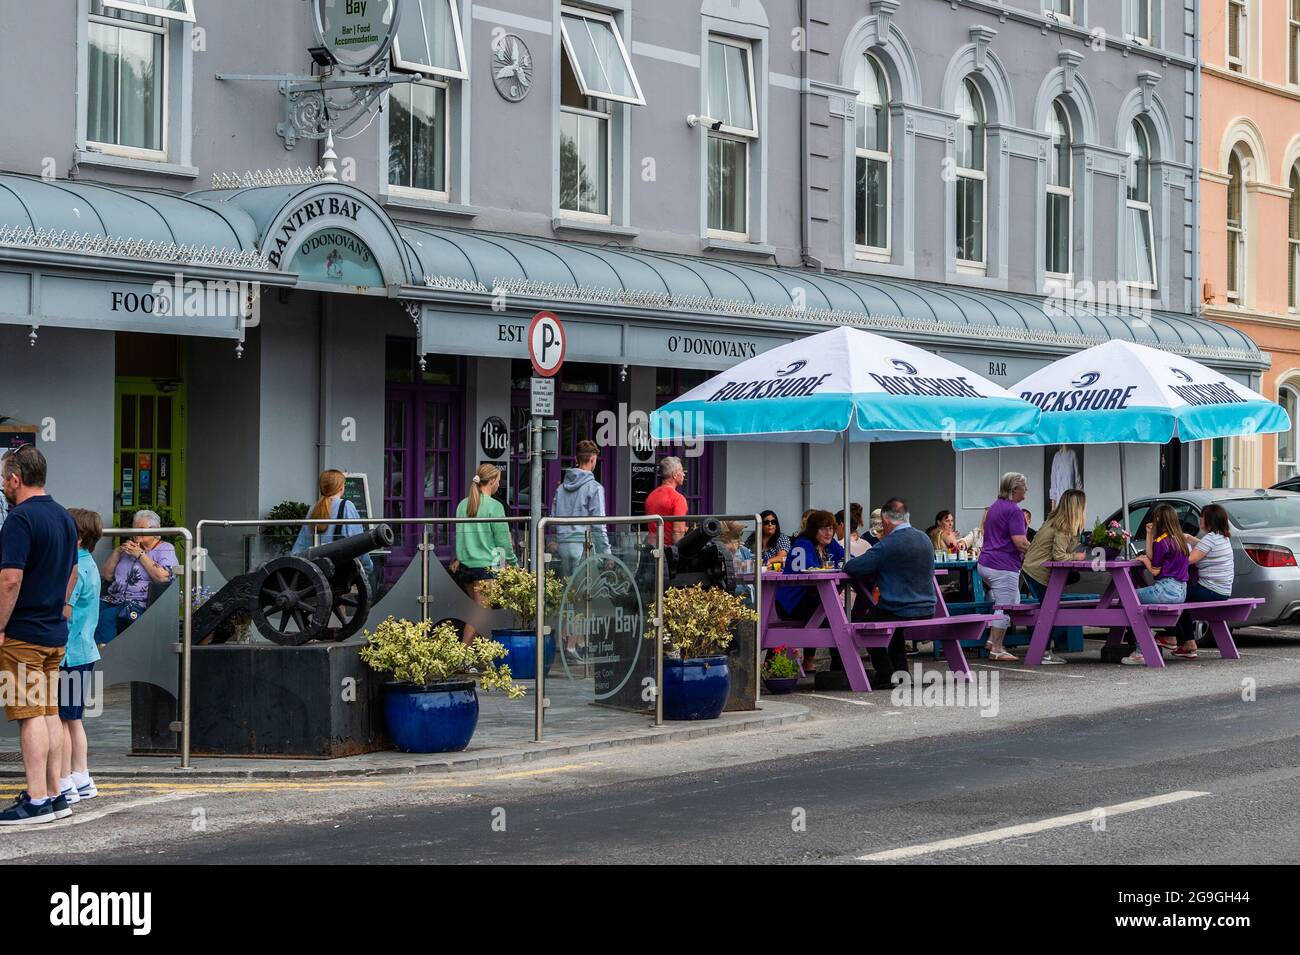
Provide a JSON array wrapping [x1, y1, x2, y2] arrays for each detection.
[[0, 639, 65, 721]]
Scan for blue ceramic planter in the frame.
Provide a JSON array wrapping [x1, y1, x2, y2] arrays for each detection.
[[662, 656, 730, 721], [382, 680, 479, 753], [492, 629, 555, 678]]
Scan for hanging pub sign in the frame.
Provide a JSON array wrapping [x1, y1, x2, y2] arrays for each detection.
[[312, 0, 403, 73]]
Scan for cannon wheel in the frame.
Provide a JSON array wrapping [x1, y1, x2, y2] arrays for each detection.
[[322, 559, 373, 642], [251, 557, 333, 646]]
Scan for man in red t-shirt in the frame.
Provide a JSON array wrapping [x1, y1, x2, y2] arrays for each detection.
[[644, 456, 689, 545]]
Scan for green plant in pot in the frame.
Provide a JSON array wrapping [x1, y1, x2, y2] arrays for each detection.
[[658, 584, 757, 721], [359, 615, 523, 753], [265, 501, 309, 556], [477, 565, 565, 678], [761, 645, 800, 695]]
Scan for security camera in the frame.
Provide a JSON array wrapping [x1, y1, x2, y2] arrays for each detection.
[[687, 114, 723, 131]]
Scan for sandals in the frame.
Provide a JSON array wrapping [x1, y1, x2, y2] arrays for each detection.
[[986, 649, 1018, 662]]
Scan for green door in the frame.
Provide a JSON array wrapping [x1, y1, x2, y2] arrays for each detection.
[[114, 380, 186, 530]]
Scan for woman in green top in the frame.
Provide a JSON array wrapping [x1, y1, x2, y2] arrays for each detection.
[[451, 463, 516, 643]]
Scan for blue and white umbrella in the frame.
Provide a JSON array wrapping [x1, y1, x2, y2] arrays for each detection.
[[650, 326, 1040, 445], [650, 326, 1040, 543], [953, 339, 1290, 538]]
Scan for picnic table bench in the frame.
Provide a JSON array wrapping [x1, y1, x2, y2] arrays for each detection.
[[999, 558, 1262, 667], [757, 569, 996, 691]]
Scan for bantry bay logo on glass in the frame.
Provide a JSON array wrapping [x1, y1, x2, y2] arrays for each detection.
[[559, 555, 645, 702], [870, 358, 986, 398], [1022, 370, 1137, 412]]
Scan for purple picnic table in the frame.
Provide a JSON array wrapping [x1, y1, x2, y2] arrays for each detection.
[[1018, 559, 1257, 668], [756, 569, 985, 691]]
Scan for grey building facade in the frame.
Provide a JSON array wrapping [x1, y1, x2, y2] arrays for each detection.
[[0, 0, 1264, 563]]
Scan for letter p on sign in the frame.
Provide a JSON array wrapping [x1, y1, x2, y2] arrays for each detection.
[[529, 310, 566, 378]]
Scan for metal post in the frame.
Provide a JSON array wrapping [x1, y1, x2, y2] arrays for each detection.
[[179, 529, 193, 770], [843, 431, 853, 610], [753, 512, 763, 703], [420, 525, 430, 623], [534, 517, 547, 742], [1120, 443, 1132, 557], [654, 519, 664, 727], [530, 417, 544, 557]]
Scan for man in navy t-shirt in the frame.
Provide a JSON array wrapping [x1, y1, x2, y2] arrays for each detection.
[[0, 445, 78, 825]]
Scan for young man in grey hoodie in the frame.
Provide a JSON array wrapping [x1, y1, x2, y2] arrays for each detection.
[[551, 440, 611, 574], [550, 440, 611, 663]]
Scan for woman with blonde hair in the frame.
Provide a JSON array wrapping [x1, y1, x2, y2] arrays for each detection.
[[451, 463, 517, 644], [291, 469, 373, 577], [1020, 489, 1088, 665]]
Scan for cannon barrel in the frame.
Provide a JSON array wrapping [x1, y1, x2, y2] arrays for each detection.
[[302, 523, 394, 564], [674, 518, 721, 563]]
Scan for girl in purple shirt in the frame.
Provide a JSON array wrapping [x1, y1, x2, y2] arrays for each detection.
[[1123, 503, 1190, 666]]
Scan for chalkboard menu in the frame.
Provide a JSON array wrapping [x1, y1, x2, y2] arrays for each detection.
[[631, 462, 657, 514], [343, 473, 372, 520]]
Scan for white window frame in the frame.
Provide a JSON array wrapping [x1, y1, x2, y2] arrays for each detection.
[[559, 5, 646, 107], [1045, 101, 1073, 282], [558, 101, 613, 222], [86, 9, 170, 162], [392, 0, 468, 80], [706, 35, 758, 241], [1226, 151, 1244, 304], [1279, 382, 1300, 481], [102, 0, 193, 21], [386, 78, 452, 202], [1289, 167, 1299, 311], [1127, 0, 1152, 45], [1124, 120, 1158, 292], [855, 53, 891, 260], [955, 78, 987, 275], [1290, 0, 1300, 86], [1045, 1, 1072, 24], [1227, 0, 1247, 73]]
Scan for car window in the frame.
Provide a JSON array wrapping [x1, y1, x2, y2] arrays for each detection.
[[1126, 503, 1152, 540], [1220, 497, 1300, 530], [1173, 502, 1200, 536]]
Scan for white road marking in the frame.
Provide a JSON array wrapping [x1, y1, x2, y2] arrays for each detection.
[[857, 789, 1211, 862], [810, 694, 876, 707], [51, 792, 200, 827], [968, 663, 1085, 678]]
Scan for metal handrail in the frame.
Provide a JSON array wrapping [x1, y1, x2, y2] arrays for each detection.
[[102, 526, 193, 769], [535, 515, 665, 739]]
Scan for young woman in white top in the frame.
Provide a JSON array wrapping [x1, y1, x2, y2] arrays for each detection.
[[1173, 503, 1234, 660]]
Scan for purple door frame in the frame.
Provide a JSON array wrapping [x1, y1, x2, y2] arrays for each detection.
[[510, 393, 617, 518]]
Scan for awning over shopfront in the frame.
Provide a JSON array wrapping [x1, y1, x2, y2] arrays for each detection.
[[400, 224, 1268, 378], [0, 173, 282, 340]]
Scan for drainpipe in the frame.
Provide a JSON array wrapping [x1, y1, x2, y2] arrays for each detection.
[[317, 295, 332, 475], [801, 444, 813, 513], [1191, 0, 1205, 487], [799, 0, 823, 271]]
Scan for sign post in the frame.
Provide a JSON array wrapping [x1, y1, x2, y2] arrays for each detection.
[[527, 312, 565, 562]]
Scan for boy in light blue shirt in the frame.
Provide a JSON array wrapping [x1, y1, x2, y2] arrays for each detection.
[[59, 509, 102, 803]]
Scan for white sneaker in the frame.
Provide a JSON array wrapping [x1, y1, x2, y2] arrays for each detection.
[[1120, 652, 1146, 666], [59, 786, 80, 805], [1040, 652, 1068, 665], [73, 774, 98, 800]]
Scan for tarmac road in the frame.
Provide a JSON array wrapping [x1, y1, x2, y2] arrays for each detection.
[[29, 682, 1300, 865]]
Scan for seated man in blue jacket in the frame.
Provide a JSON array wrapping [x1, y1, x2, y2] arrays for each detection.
[[844, 497, 936, 685]]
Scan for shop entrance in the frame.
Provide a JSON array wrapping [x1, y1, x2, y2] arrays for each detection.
[[509, 362, 617, 518], [113, 334, 185, 529], [383, 343, 464, 583]]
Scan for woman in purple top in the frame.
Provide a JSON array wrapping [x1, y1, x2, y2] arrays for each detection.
[[94, 510, 177, 645], [1122, 503, 1190, 666], [977, 472, 1031, 661]]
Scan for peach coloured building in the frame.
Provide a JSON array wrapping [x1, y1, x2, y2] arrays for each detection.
[[1200, 0, 1300, 488]]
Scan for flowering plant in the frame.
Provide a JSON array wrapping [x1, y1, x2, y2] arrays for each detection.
[[477, 565, 565, 628], [762, 646, 800, 680], [659, 584, 758, 659], [1089, 519, 1132, 551], [359, 615, 524, 698]]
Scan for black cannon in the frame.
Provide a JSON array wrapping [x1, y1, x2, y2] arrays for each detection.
[[194, 524, 394, 647], [664, 518, 736, 592]]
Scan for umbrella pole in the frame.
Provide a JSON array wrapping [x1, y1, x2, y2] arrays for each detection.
[[1120, 443, 1132, 557], [843, 432, 852, 610]]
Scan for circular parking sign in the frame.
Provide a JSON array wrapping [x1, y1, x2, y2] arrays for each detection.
[[528, 311, 566, 378]]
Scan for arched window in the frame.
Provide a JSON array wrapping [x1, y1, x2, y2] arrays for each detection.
[[1124, 119, 1156, 288], [854, 53, 890, 255], [1226, 151, 1244, 303], [1289, 166, 1299, 309], [1280, 383, 1300, 480], [955, 78, 986, 269], [1045, 99, 1072, 278]]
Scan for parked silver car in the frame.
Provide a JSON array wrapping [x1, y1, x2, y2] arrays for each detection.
[[1079, 489, 1300, 627]]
